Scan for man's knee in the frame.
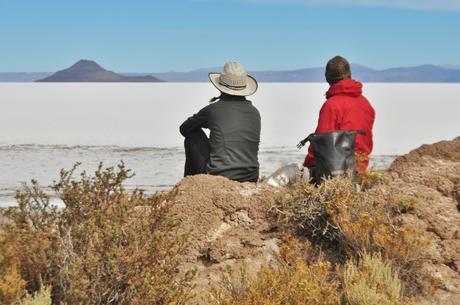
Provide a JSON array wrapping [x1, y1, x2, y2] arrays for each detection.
[[184, 130, 208, 147]]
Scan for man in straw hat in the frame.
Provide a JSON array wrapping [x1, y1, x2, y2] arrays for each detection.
[[303, 55, 375, 173], [180, 61, 261, 182]]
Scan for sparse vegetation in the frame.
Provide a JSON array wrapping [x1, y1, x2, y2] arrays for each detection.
[[205, 239, 341, 305], [20, 286, 52, 305], [358, 170, 385, 191], [0, 162, 194, 305], [0, 164, 434, 305], [0, 230, 26, 304], [343, 252, 404, 305], [270, 176, 430, 297], [205, 236, 412, 305]]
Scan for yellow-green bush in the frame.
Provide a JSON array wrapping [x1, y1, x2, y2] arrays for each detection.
[[206, 255, 340, 305], [0, 163, 194, 305], [343, 252, 405, 305], [20, 286, 52, 305], [358, 170, 385, 191], [272, 176, 430, 296], [205, 238, 412, 305]]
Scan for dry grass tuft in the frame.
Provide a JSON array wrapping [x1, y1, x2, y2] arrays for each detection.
[[20, 286, 52, 305], [343, 252, 406, 305]]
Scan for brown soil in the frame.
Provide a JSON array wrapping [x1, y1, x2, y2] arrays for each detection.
[[390, 136, 460, 173], [166, 175, 280, 300]]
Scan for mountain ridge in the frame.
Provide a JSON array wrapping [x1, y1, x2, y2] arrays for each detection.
[[1, 60, 460, 82], [146, 63, 460, 82]]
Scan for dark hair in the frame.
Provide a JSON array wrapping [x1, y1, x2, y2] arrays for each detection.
[[325, 56, 351, 85], [209, 92, 246, 104]]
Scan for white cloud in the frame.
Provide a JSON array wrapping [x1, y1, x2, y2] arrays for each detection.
[[212, 0, 460, 11]]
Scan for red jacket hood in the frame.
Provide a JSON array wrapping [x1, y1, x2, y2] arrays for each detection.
[[326, 79, 362, 99]]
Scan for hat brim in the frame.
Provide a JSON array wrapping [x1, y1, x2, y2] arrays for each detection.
[[209, 73, 258, 96]]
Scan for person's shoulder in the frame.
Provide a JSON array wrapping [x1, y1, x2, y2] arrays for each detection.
[[358, 94, 373, 106], [322, 96, 340, 110], [199, 102, 217, 113], [360, 94, 371, 103], [245, 99, 260, 111], [359, 95, 375, 113], [245, 99, 256, 106]]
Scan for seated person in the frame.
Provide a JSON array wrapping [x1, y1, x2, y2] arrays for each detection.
[[180, 61, 261, 182], [304, 56, 375, 173]]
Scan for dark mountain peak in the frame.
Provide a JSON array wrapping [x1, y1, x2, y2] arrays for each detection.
[[37, 60, 164, 82], [71, 59, 104, 70]]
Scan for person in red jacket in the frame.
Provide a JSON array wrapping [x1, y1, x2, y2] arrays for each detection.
[[303, 56, 375, 173]]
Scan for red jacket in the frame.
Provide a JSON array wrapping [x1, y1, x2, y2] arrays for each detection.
[[303, 79, 375, 172]]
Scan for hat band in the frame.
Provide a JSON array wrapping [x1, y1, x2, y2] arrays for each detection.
[[219, 74, 247, 91], [219, 81, 247, 91]]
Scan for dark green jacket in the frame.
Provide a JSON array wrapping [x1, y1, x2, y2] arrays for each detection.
[[180, 96, 261, 182]]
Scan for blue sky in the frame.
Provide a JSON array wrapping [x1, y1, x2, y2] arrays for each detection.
[[1, 0, 459, 72]]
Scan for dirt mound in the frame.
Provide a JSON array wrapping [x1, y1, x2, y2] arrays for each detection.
[[166, 175, 280, 298], [390, 136, 460, 173], [385, 136, 460, 304]]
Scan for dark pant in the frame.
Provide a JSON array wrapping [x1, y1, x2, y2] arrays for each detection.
[[184, 129, 210, 177]]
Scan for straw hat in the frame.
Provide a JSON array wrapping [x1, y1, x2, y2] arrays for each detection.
[[209, 62, 258, 96]]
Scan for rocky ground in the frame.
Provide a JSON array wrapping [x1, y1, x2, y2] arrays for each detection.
[[164, 136, 460, 304], [166, 175, 280, 298], [387, 136, 460, 305]]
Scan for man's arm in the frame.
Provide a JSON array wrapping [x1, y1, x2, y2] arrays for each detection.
[[179, 106, 210, 137]]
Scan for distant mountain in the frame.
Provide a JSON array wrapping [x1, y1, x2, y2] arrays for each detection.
[[439, 65, 460, 70], [37, 60, 164, 82], [124, 67, 221, 82], [148, 64, 460, 83], [374, 65, 460, 82], [2, 62, 460, 83]]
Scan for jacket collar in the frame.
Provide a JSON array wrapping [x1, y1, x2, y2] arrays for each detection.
[[220, 93, 247, 101], [326, 79, 363, 98]]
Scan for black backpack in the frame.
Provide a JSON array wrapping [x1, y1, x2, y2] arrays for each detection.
[[297, 130, 366, 184]]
